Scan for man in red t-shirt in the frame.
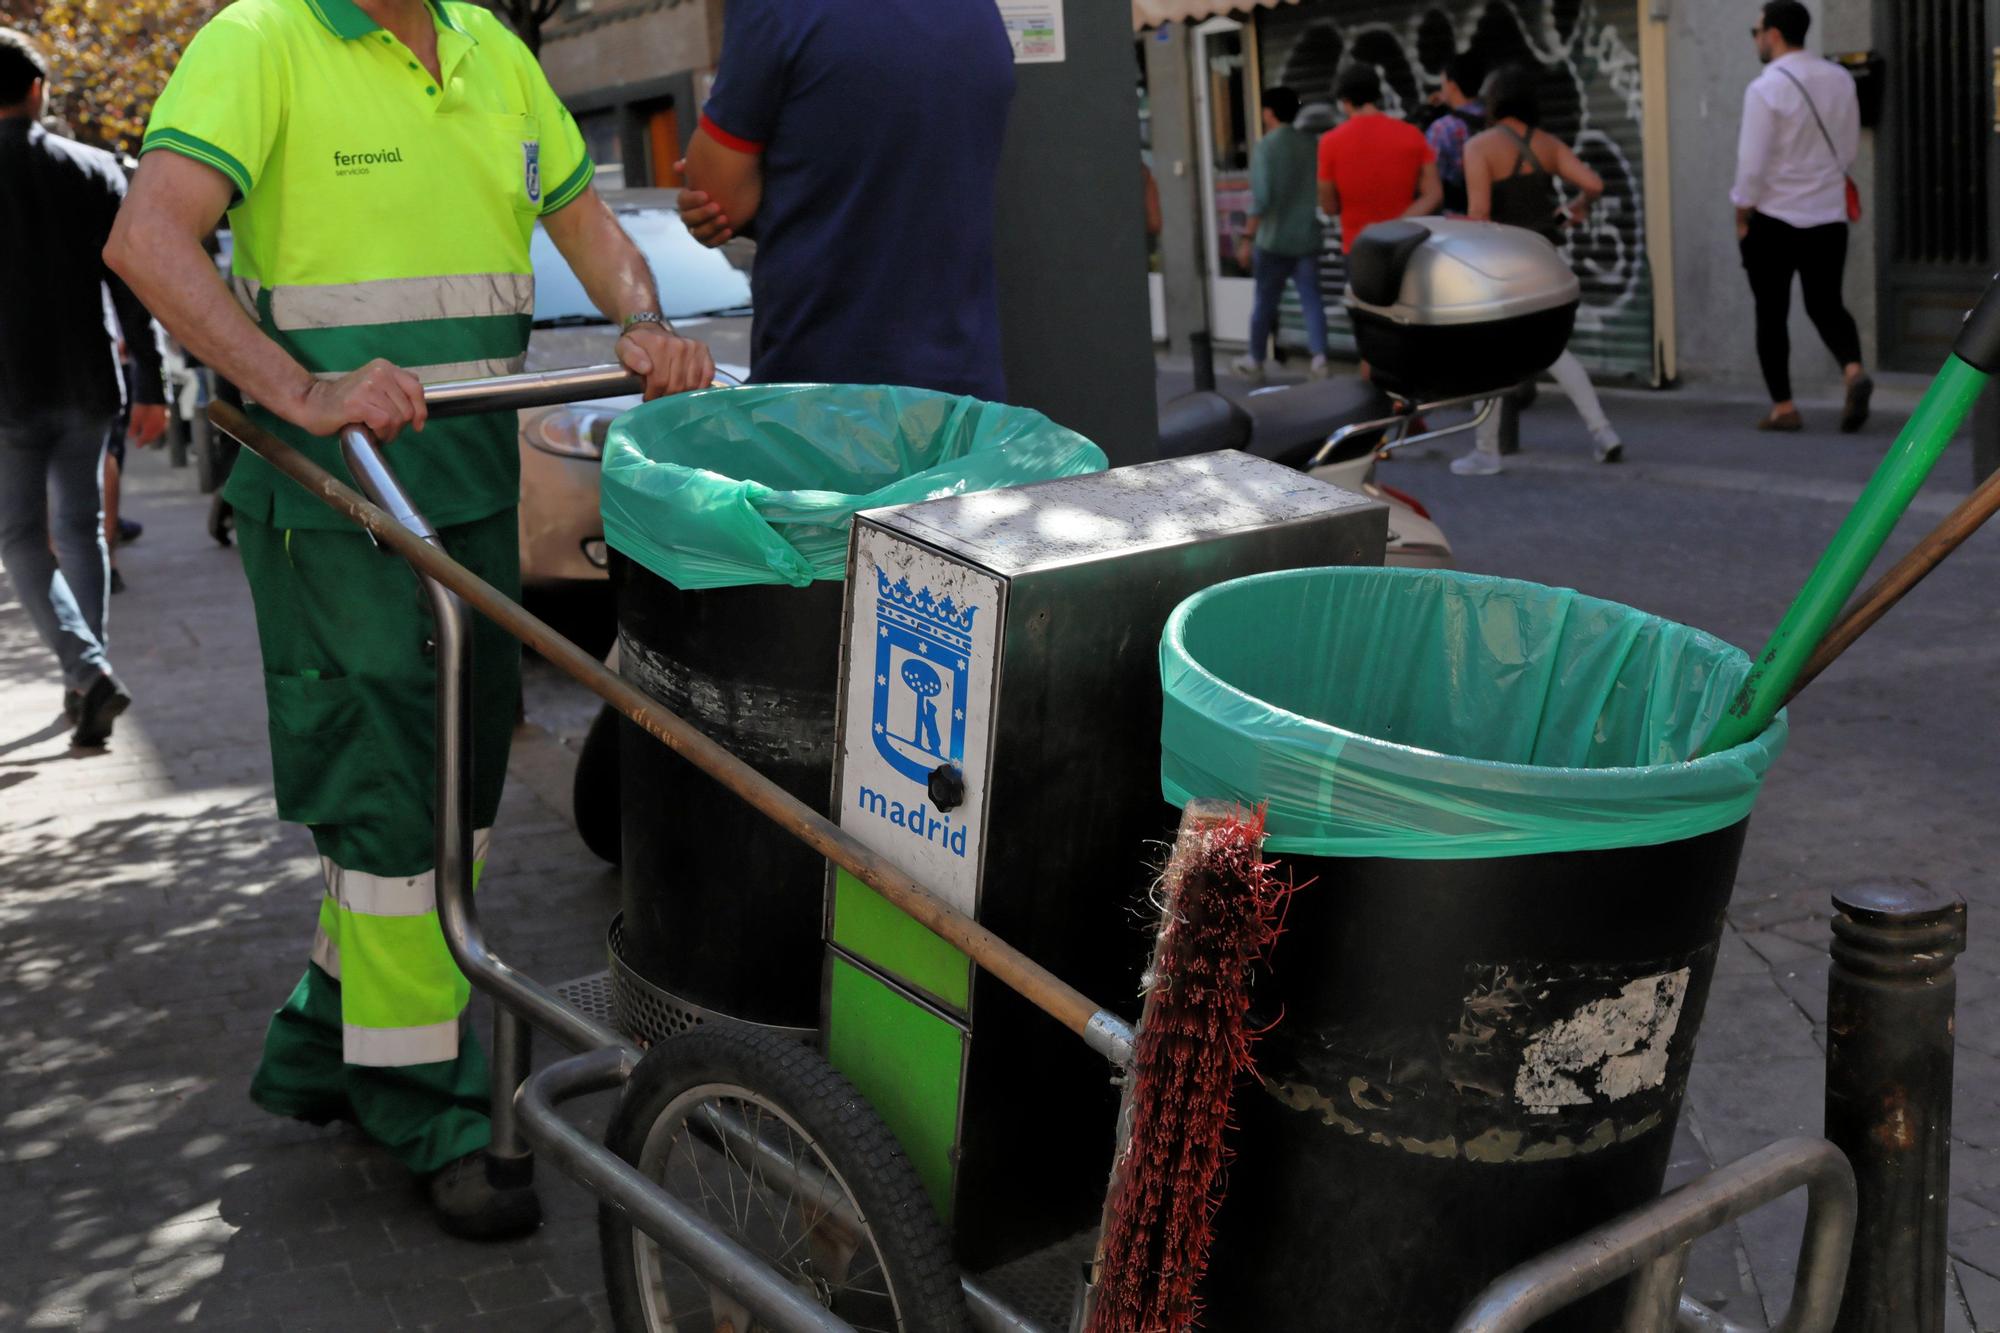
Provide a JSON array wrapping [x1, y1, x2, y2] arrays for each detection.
[[1317, 64, 1441, 252]]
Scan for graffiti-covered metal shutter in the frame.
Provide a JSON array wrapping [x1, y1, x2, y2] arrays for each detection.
[[1257, 0, 1656, 383]]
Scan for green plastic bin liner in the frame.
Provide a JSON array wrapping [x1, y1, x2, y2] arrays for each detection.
[[601, 384, 1108, 590], [1159, 566, 1788, 859]]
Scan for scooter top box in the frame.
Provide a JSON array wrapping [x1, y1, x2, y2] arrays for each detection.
[[822, 450, 1388, 1270], [1345, 216, 1581, 403]]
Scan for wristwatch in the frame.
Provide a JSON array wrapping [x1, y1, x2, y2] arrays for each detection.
[[620, 310, 674, 337]]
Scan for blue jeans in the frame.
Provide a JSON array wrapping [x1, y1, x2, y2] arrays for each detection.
[[1247, 248, 1328, 363], [0, 411, 114, 690]]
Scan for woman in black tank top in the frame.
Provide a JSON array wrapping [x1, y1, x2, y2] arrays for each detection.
[[1464, 67, 1602, 239], [1450, 65, 1624, 474]]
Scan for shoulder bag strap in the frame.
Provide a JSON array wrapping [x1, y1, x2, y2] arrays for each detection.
[[1774, 64, 1842, 166]]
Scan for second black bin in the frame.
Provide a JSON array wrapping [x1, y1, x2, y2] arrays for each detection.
[[1158, 567, 1789, 1329], [613, 562, 846, 1032]]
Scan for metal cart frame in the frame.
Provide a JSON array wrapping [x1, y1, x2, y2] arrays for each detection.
[[212, 369, 1855, 1333]]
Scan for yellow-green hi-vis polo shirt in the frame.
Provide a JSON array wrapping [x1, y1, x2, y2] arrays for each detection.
[[142, 0, 592, 531]]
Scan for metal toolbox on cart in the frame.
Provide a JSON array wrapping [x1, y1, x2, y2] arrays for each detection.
[[821, 450, 1388, 1269]]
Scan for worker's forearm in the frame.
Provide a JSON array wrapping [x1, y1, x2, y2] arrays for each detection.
[[546, 192, 660, 326], [106, 221, 314, 423]]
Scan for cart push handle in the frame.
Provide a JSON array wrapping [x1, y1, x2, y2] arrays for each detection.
[[208, 380, 1136, 1068], [424, 363, 639, 417]]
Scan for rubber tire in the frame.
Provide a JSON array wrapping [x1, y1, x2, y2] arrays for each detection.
[[599, 1026, 969, 1333], [572, 702, 623, 865]]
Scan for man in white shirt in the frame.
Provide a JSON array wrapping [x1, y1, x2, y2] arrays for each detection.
[[1731, 0, 1870, 432]]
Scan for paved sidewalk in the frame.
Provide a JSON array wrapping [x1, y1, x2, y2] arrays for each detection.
[[0, 451, 619, 1331], [3, 375, 2000, 1329]]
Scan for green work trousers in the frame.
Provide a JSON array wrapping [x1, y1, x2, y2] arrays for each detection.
[[237, 509, 521, 1175]]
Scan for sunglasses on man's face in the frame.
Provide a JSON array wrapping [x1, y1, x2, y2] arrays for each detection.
[[1750, 24, 1765, 36]]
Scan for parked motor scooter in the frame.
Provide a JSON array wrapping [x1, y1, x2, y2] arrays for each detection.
[[1157, 376, 1456, 568]]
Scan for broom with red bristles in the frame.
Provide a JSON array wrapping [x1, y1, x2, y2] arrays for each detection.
[[1083, 801, 1294, 1333]]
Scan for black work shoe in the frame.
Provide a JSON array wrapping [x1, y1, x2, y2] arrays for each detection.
[[117, 516, 143, 544], [426, 1151, 541, 1241], [62, 688, 82, 724], [71, 672, 132, 748]]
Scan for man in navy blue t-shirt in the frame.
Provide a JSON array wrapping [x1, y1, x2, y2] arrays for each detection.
[[677, 0, 1014, 400]]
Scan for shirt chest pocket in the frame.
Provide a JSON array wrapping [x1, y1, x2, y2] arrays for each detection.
[[453, 111, 544, 220]]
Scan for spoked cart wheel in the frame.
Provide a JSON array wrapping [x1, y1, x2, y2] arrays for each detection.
[[600, 1026, 969, 1333]]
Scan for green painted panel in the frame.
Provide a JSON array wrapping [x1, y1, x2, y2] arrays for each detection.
[[826, 956, 966, 1218], [830, 869, 972, 1014]]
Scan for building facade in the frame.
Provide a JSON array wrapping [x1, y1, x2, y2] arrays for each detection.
[[533, 0, 724, 193], [1148, 0, 1994, 389], [535, 0, 1992, 389]]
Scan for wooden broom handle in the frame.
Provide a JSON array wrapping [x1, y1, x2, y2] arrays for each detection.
[[1786, 464, 2000, 708]]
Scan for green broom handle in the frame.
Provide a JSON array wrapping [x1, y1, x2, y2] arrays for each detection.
[[1701, 279, 2000, 756]]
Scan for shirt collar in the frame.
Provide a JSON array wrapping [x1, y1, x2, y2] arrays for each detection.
[[300, 0, 468, 40]]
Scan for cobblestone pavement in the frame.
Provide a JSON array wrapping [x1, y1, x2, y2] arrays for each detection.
[[3, 374, 1999, 1328]]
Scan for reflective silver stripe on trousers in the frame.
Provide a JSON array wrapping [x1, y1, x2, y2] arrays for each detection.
[[231, 272, 534, 330], [343, 1018, 461, 1067], [319, 828, 495, 918]]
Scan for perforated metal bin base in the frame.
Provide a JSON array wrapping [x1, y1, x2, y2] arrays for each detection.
[[605, 911, 818, 1046], [551, 969, 619, 1031]]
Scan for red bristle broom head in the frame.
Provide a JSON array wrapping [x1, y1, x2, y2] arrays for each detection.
[[1083, 802, 1293, 1333]]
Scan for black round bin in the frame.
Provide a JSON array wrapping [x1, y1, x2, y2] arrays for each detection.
[[611, 554, 845, 1035], [1158, 567, 1788, 1329]]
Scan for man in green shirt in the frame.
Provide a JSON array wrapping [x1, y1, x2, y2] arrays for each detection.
[[1233, 86, 1328, 384], [105, 0, 714, 1239]]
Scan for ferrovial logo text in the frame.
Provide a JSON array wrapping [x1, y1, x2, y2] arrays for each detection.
[[333, 147, 405, 177]]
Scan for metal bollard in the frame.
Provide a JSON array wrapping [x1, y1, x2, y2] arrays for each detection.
[[1189, 329, 1216, 393], [1826, 883, 1967, 1333], [1496, 387, 1522, 455]]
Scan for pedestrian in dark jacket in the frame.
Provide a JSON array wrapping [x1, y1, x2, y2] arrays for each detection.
[[0, 28, 165, 745]]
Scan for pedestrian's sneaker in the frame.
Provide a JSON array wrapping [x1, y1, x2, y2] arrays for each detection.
[[1231, 356, 1265, 385], [61, 688, 82, 725], [1592, 425, 1624, 464], [71, 671, 132, 748], [1450, 448, 1503, 477], [427, 1150, 541, 1241], [1309, 355, 1330, 380]]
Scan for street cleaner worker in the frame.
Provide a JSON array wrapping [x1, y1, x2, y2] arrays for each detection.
[[105, 0, 714, 1240], [672, 0, 1014, 398]]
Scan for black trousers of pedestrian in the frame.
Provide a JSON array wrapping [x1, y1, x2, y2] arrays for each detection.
[[1739, 210, 1863, 404]]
